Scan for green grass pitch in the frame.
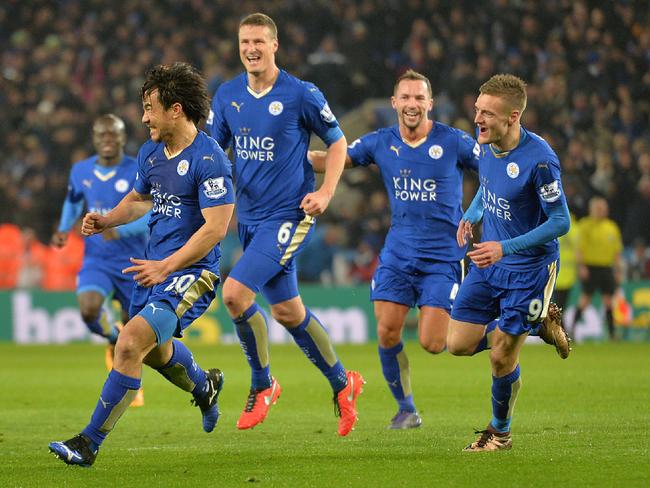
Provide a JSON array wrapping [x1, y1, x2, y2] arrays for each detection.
[[1, 342, 649, 487]]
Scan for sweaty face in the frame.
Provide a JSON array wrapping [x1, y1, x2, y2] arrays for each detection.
[[239, 24, 278, 75], [141, 90, 172, 143], [92, 120, 125, 159], [474, 93, 513, 145], [391, 79, 433, 131]]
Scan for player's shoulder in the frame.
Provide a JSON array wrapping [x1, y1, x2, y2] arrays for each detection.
[[432, 121, 475, 142], [136, 140, 161, 164], [522, 128, 559, 163], [70, 155, 99, 175], [215, 73, 247, 99]]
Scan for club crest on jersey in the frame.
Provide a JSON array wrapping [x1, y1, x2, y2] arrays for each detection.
[[539, 180, 562, 203], [390, 145, 401, 157], [429, 145, 443, 159], [269, 101, 283, 116], [114, 179, 129, 193], [320, 103, 337, 123], [203, 177, 227, 199], [506, 162, 520, 178], [177, 160, 190, 176]]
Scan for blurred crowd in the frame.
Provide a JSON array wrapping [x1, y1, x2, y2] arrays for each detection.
[[1, 0, 649, 289]]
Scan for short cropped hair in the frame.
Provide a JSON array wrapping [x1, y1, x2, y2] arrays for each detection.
[[93, 114, 125, 132], [240, 13, 278, 40], [479, 74, 527, 113], [141, 62, 210, 124], [394, 69, 433, 98]]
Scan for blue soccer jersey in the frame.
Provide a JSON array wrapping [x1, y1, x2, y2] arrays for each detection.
[[67, 155, 147, 263], [348, 123, 478, 265], [477, 128, 567, 270], [133, 131, 235, 272], [207, 70, 344, 224]]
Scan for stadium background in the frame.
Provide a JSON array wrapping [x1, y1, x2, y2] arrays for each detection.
[[1, 0, 650, 342]]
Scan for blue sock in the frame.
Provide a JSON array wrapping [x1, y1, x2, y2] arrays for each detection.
[[155, 339, 207, 397], [473, 319, 498, 354], [529, 323, 541, 336], [286, 308, 347, 392], [490, 364, 521, 433], [84, 307, 119, 343], [234, 303, 272, 390], [378, 342, 416, 412], [82, 370, 141, 448]]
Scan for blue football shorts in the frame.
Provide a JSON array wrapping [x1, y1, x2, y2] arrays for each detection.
[[77, 258, 134, 312], [451, 260, 559, 336], [370, 260, 462, 311], [229, 216, 315, 305], [130, 267, 220, 341]]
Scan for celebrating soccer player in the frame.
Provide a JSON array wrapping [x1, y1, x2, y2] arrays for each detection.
[[448, 74, 571, 451], [206, 13, 363, 436], [310, 70, 478, 429], [52, 114, 147, 407], [49, 62, 234, 466]]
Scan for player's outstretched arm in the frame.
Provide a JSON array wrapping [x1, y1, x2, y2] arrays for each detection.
[[301, 137, 347, 216], [123, 203, 234, 287], [82, 189, 152, 236], [308, 150, 353, 174]]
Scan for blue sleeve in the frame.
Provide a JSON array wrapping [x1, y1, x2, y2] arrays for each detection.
[[196, 149, 235, 209], [501, 202, 570, 255], [462, 186, 484, 224], [300, 83, 344, 146], [207, 88, 232, 150], [347, 132, 378, 167], [133, 145, 152, 195], [456, 129, 480, 171], [57, 197, 84, 232], [116, 212, 150, 238]]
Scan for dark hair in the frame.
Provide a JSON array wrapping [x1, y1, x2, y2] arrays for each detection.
[[141, 62, 210, 124], [240, 12, 278, 40], [394, 69, 433, 98]]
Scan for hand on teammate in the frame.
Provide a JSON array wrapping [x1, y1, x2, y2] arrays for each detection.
[[456, 219, 474, 246], [467, 241, 503, 268], [81, 212, 109, 236], [123, 257, 170, 287]]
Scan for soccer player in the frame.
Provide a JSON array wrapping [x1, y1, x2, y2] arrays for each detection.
[[49, 62, 235, 466], [52, 114, 147, 406], [207, 13, 363, 436], [310, 70, 479, 429], [448, 74, 571, 452]]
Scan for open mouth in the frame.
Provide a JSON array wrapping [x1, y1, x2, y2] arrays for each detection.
[[246, 54, 261, 64]]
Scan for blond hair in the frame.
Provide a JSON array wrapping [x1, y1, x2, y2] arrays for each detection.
[[479, 74, 527, 112], [240, 13, 278, 40]]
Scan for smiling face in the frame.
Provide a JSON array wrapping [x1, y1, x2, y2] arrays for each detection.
[[92, 117, 126, 162], [141, 89, 174, 143], [391, 79, 433, 131], [238, 24, 278, 76], [473, 93, 518, 145]]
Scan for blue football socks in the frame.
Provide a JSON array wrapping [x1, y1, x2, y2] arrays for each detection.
[[82, 370, 141, 448], [234, 303, 272, 390], [473, 319, 499, 354], [286, 308, 347, 392], [155, 339, 207, 397], [490, 364, 521, 433], [379, 342, 416, 412]]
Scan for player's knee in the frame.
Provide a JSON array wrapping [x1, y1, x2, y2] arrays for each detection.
[[420, 338, 446, 355], [377, 323, 401, 347], [489, 350, 513, 374], [222, 284, 244, 314], [446, 337, 473, 356], [114, 334, 144, 365], [272, 306, 301, 327], [79, 306, 101, 325]]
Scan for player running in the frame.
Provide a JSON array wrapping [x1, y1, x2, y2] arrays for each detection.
[[49, 62, 234, 466], [310, 70, 478, 429], [207, 13, 363, 436], [52, 114, 147, 407], [448, 74, 571, 452]]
